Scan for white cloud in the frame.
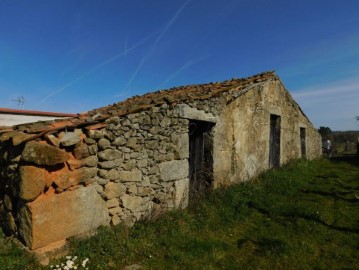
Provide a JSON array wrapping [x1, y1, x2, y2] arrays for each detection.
[[293, 76, 359, 98], [291, 76, 359, 130]]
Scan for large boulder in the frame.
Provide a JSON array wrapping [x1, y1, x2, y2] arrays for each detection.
[[18, 165, 47, 201], [158, 160, 189, 181], [21, 142, 69, 166], [18, 186, 110, 250]]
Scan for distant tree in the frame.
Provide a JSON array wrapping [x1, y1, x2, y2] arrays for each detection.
[[318, 126, 333, 140]]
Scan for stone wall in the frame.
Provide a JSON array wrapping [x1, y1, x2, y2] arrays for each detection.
[[0, 76, 321, 251], [0, 104, 193, 250]]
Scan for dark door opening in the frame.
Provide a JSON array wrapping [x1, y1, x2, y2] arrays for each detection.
[[189, 120, 214, 198], [269, 114, 281, 169], [300, 127, 306, 158]]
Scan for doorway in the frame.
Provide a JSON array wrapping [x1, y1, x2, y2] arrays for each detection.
[[300, 127, 306, 158], [269, 114, 281, 168], [188, 120, 214, 198]]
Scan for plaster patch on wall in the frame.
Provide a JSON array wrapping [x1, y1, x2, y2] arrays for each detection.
[[242, 155, 259, 180]]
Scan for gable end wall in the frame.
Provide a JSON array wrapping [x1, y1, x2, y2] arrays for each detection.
[[211, 79, 321, 186]]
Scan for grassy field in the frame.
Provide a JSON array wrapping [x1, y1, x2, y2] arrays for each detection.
[[1, 156, 358, 269]]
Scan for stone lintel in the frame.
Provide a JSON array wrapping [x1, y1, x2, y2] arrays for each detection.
[[175, 104, 217, 123]]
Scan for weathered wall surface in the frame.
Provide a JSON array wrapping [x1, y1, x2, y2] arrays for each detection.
[[0, 75, 321, 251], [211, 79, 321, 185]]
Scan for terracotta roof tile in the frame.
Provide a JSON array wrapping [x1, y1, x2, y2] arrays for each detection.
[[0, 108, 77, 117], [3, 71, 276, 135]]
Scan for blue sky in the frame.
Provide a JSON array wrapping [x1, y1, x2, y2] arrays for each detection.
[[0, 0, 358, 130]]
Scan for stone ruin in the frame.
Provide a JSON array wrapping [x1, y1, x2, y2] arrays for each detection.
[[0, 71, 322, 252]]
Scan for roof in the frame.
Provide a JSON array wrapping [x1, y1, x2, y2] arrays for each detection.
[[0, 71, 277, 138], [0, 108, 77, 117], [88, 71, 276, 117]]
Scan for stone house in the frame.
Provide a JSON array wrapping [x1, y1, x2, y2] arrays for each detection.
[[0, 71, 321, 251]]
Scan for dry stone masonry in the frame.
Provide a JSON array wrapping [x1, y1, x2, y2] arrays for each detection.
[[0, 71, 322, 251]]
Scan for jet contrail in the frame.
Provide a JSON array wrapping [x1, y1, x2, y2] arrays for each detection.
[[124, 0, 191, 90], [124, 38, 128, 57], [113, 91, 129, 99], [152, 0, 190, 50], [36, 32, 156, 107], [124, 54, 150, 90], [158, 55, 208, 88]]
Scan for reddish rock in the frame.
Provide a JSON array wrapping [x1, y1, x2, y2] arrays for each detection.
[[53, 167, 98, 190], [45, 165, 70, 189], [67, 156, 98, 170], [18, 186, 110, 249], [21, 142, 69, 166], [18, 165, 47, 201], [44, 134, 60, 148]]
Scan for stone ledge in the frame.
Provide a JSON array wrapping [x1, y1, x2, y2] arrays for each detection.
[[175, 104, 217, 123]]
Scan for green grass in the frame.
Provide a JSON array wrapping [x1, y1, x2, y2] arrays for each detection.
[[0, 230, 39, 269], [1, 157, 359, 269]]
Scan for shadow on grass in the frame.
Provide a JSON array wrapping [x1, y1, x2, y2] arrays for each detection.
[[301, 189, 358, 203], [330, 154, 359, 166], [246, 200, 359, 234], [237, 237, 287, 255]]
